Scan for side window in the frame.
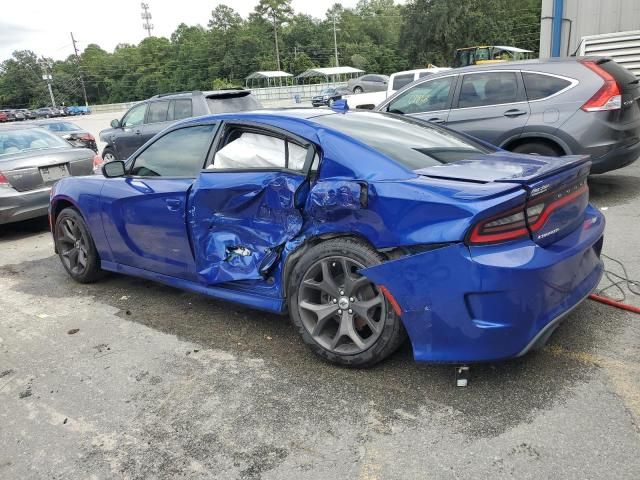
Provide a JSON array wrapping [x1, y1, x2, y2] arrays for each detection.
[[523, 72, 572, 100], [122, 103, 148, 127], [130, 124, 215, 177], [418, 71, 433, 79], [171, 99, 193, 121], [392, 73, 415, 91], [457, 72, 519, 109], [361, 75, 373, 82], [209, 130, 309, 171], [147, 101, 170, 123], [387, 76, 455, 114]]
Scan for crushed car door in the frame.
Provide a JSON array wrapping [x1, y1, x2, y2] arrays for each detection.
[[187, 125, 313, 284]]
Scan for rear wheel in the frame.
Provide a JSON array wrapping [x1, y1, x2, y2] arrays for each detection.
[[54, 208, 102, 283], [511, 141, 562, 156], [288, 238, 406, 367]]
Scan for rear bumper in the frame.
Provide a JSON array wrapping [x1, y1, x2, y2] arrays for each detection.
[[0, 186, 51, 225], [589, 137, 640, 174], [361, 204, 605, 363]]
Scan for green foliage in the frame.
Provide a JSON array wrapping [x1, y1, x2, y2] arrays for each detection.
[[0, 0, 541, 108]]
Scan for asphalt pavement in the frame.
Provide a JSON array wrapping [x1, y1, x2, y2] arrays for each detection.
[[0, 125, 639, 479]]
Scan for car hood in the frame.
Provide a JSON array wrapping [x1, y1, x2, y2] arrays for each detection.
[[415, 152, 590, 184]]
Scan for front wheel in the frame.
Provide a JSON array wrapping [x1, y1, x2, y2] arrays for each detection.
[[288, 238, 406, 367], [353, 86, 363, 94], [102, 147, 118, 163], [54, 208, 102, 283]]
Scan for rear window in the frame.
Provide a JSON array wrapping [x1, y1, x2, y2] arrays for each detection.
[[0, 128, 69, 158], [523, 72, 572, 100], [313, 112, 494, 170], [392, 74, 415, 91], [41, 122, 81, 132], [206, 92, 261, 114]]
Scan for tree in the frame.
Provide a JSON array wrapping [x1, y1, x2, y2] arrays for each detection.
[[208, 5, 242, 31], [254, 0, 293, 71]]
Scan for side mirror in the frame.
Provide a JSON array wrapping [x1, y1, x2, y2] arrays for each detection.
[[110, 119, 121, 129], [102, 160, 126, 178]]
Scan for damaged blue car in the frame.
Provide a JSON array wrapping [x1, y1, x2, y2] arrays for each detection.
[[49, 109, 605, 367]]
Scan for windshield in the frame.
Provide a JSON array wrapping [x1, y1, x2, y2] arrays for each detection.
[[313, 111, 494, 170], [0, 128, 70, 158]]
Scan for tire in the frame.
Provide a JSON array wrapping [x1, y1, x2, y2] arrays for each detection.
[[54, 207, 103, 283], [511, 141, 562, 156], [328, 98, 335, 107], [102, 147, 118, 162], [288, 238, 406, 367], [353, 86, 363, 94]]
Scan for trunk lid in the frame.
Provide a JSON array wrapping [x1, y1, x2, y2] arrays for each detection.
[[416, 152, 592, 246], [0, 147, 94, 192]]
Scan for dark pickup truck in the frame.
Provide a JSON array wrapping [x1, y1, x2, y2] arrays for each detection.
[[99, 90, 262, 161]]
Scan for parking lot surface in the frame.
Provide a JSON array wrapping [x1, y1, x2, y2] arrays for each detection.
[[1, 135, 640, 478]]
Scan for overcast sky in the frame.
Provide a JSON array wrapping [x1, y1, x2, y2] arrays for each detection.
[[1, 0, 398, 62]]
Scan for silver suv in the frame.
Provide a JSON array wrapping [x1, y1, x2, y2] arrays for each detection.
[[376, 57, 640, 174]]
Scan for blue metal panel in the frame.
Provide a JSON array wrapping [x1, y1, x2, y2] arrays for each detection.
[[361, 205, 605, 362], [551, 0, 564, 57]]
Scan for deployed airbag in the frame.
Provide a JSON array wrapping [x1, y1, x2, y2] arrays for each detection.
[[209, 132, 307, 170]]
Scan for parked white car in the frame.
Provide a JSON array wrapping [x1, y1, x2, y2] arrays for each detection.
[[344, 66, 451, 109]]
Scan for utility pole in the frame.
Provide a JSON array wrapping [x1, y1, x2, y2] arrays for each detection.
[[332, 15, 339, 67], [70, 32, 89, 107], [40, 59, 56, 107], [141, 3, 154, 37], [272, 14, 281, 71]]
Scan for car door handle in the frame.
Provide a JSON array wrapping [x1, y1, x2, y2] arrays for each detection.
[[503, 109, 528, 118], [165, 198, 183, 211], [427, 117, 445, 124]]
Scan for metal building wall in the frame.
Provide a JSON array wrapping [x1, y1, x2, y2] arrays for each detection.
[[539, 0, 640, 58]]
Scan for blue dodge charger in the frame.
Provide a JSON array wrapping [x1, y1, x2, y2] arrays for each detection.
[[49, 108, 605, 367]]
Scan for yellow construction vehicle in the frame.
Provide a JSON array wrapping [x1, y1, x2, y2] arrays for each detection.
[[453, 46, 534, 68]]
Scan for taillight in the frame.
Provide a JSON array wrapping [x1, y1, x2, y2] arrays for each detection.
[[526, 180, 588, 233], [92, 154, 103, 168], [0, 171, 9, 186], [467, 179, 589, 246], [467, 206, 528, 245], [80, 133, 95, 141], [580, 60, 622, 112]]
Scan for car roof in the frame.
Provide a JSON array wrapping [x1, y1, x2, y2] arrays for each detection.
[[437, 56, 600, 75], [148, 89, 248, 101]]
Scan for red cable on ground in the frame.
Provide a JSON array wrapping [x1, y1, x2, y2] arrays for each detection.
[[588, 294, 640, 314]]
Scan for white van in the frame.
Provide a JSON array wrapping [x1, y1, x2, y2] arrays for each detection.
[[344, 66, 451, 109]]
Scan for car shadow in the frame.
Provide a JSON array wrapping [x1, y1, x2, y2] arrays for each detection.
[[0, 217, 50, 242], [588, 171, 640, 207], [2, 253, 629, 439]]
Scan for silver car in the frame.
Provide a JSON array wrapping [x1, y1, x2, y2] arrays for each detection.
[[376, 57, 640, 174], [0, 125, 96, 225], [347, 74, 389, 94]]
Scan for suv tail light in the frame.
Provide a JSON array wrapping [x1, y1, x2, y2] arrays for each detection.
[[0, 171, 9, 186], [580, 60, 622, 112], [80, 133, 95, 141]]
